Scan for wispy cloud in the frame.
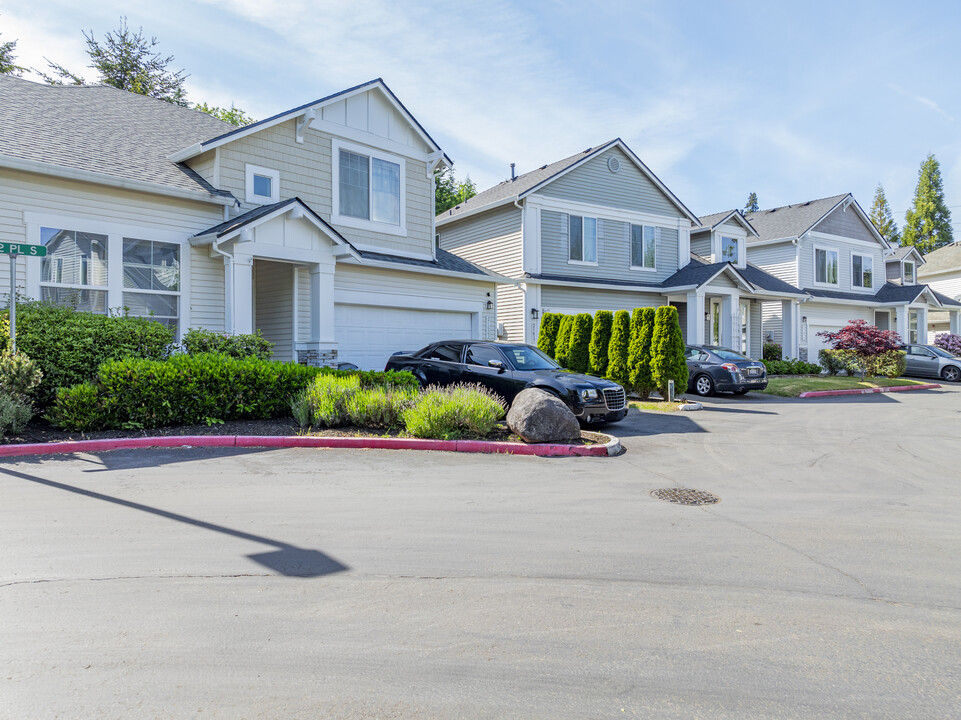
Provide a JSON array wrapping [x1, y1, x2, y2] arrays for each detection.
[[889, 84, 954, 122]]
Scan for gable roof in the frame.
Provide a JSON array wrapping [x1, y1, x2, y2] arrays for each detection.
[[167, 78, 450, 166], [695, 209, 758, 237], [744, 193, 887, 249], [436, 138, 699, 225], [0, 74, 236, 203], [917, 242, 961, 276], [885, 245, 925, 264], [803, 282, 961, 307]]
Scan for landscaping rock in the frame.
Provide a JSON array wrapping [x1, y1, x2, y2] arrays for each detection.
[[507, 388, 580, 443]]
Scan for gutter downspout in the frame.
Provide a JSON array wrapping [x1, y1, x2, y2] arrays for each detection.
[[210, 235, 234, 334]]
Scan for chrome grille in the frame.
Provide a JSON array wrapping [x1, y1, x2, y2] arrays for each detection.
[[603, 387, 626, 411]]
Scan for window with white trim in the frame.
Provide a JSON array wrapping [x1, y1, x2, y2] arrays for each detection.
[[245, 164, 279, 205], [721, 236, 739, 264], [122, 238, 181, 331], [815, 247, 838, 285], [852, 253, 873, 289], [568, 215, 597, 263], [40, 227, 108, 313], [630, 224, 656, 269], [335, 145, 403, 227], [904, 261, 915, 284]]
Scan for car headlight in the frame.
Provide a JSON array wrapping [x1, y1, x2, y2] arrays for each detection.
[[579, 388, 599, 401]]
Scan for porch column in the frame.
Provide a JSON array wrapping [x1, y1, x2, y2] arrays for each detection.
[[309, 263, 336, 342], [895, 306, 910, 343], [686, 290, 704, 345], [782, 299, 798, 359], [720, 293, 737, 349], [950, 310, 961, 336], [918, 307, 929, 344], [231, 255, 254, 335]]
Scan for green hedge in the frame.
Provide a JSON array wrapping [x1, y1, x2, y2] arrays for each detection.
[[588, 310, 613, 376], [554, 315, 574, 368], [606, 310, 631, 387], [628, 307, 655, 398], [537, 313, 562, 359], [4, 302, 174, 406], [762, 359, 823, 375], [567, 313, 593, 373], [181, 328, 274, 360]]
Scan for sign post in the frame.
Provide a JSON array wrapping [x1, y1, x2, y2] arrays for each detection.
[[0, 242, 46, 353]]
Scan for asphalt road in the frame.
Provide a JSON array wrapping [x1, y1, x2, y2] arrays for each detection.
[[2, 386, 960, 719]]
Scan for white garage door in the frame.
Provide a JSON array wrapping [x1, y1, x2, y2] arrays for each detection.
[[335, 304, 474, 370], [808, 324, 842, 357]]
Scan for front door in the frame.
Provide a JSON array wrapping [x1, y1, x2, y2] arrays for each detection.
[[705, 299, 722, 346], [739, 300, 750, 355]]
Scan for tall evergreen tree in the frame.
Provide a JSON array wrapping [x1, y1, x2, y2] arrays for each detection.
[[606, 310, 632, 388], [744, 192, 759, 214], [536, 313, 562, 358], [651, 306, 688, 399], [902, 154, 953, 253], [627, 307, 656, 399], [869, 183, 900, 245], [588, 310, 613, 376], [1, 30, 24, 76], [567, 314, 593, 373], [554, 315, 574, 368]]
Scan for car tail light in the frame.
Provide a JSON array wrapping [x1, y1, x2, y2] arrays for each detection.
[[721, 363, 740, 373]]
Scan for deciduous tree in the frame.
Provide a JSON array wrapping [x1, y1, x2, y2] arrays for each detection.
[[435, 167, 477, 215], [194, 103, 256, 127]]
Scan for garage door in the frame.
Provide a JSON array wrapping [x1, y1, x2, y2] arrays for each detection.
[[335, 304, 474, 370], [808, 324, 841, 357]]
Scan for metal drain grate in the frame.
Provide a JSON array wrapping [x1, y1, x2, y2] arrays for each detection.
[[651, 488, 719, 506]]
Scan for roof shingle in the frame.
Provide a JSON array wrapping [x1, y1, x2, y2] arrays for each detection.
[[744, 194, 849, 242]]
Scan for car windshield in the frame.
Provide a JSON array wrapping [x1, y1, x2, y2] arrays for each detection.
[[711, 349, 750, 361], [502, 345, 559, 370], [929, 346, 955, 359]]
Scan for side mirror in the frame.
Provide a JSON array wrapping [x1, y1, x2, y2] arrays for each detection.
[[488, 359, 505, 372]]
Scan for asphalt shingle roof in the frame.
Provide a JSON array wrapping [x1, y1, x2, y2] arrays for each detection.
[[744, 194, 849, 242], [195, 198, 303, 238], [361, 248, 499, 277], [0, 74, 235, 198], [803, 282, 961, 307], [885, 246, 922, 262], [917, 242, 961, 275]]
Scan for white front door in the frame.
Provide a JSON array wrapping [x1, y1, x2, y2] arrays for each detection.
[[739, 300, 750, 355]]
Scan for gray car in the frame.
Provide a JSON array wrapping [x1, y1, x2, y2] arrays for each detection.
[[901, 344, 961, 382]]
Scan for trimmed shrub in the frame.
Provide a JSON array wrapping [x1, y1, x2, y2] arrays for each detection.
[[305, 374, 360, 427], [651, 306, 688, 398], [763, 359, 823, 375], [863, 349, 906, 379], [0, 351, 42, 403], [628, 307, 655, 399], [0, 393, 33, 439], [606, 310, 631, 386], [537, 313, 563, 359], [403, 383, 505, 439], [182, 328, 274, 360], [346, 387, 418, 429], [567, 313, 593, 373], [818, 348, 859, 376], [934, 333, 961, 356], [6, 301, 174, 406], [588, 310, 614, 376], [47, 383, 105, 432], [554, 315, 574, 368], [763, 342, 782, 362]]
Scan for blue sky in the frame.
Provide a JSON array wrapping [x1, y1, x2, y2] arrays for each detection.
[[3, 0, 961, 231]]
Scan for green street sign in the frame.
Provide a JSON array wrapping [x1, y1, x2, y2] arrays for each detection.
[[0, 242, 46, 257]]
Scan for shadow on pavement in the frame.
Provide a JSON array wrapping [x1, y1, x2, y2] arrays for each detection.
[[606, 411, 706, 438], [0, 465, 348, 579]]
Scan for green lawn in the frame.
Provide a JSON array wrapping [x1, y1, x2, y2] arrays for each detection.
[[761, 376, 928, 397], [629, 400, 684, 412]]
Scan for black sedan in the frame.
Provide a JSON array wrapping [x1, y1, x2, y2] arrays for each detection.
[[385, 340, 628, 423], [684, 345, 768, 396]]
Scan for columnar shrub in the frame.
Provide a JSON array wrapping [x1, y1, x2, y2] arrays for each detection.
[[537, 313, 562, 359], [606, 310, 631, 386], [651, 306, 688, 398], [554, 315, 574, 368], [762, 342, 783, 362], [934, 333, 961, 356], [628, 307, 656, 398], [588, 310, 613, 376], [402, 383, 505, 439], [567, 313, 593, 373], [182, 328, 274, 360]]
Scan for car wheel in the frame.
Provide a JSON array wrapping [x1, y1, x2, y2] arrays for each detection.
[[941, 366, 961, 383], [693, 374, 715, 397], [733, 388, 749, 395]]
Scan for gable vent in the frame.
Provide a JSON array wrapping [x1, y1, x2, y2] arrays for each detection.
[[607, 156, 620, 173]]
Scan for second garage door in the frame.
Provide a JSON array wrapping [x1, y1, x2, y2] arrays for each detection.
[[335, 304, 474, 370]]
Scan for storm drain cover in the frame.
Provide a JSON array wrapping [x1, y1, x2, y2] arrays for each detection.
[[651, 488, 719, 506]]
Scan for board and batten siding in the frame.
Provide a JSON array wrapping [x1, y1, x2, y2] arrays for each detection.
[[438, 205, 523, 276], [253, 260, 294, 361], [798, 236, 885, 294], [813, 207, 877, 244], [746, 242, 798, 286], [216, 118, 433, 258], [540, 285, 663, 313], [540, 210, 679, 284], [539, 146, 683, 219]]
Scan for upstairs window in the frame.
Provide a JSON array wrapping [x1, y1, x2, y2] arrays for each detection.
[[721, 236, 739, 264], [569, 215, 597, 263], [337, 147, 402, 226], [815, 247, 838, 285], [852, 254, 873, 289], [245, 164, 279, 204], [630, 224, 656, 269], [904, 261, 915, 284]]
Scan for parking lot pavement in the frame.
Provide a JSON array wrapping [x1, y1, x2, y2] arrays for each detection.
[[2, 386, 960, 718]]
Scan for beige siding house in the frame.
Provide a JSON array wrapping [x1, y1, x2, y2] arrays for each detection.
[[0, 76, 501, 369]]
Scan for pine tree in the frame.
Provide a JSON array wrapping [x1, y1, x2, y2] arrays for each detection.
[[651, 306, 688, 399], [869, 183, 900, 245], [537, 313, 561, 358], [744, 192, 759, 214], [1, 31, 24, 76], [588, 310, 613, 375], [628, 307, 656, 398], [606, 310, 631, 387], [902, 154, 953, 253], [567, 314, 593, 373], [554, 315, 573, 368]]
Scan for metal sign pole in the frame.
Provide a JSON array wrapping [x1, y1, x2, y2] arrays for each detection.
[[9, 251, 16, 354]]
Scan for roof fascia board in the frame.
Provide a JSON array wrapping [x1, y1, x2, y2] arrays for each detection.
[[746, 236, 797, 247], [919, 264, 961, 277], [0, 153, 234, 206], [806, 230, 890, 250], [435, 196, 515, 226], [710, 210, 759, 237], [526, 193, 693, 228], [700, 264, 755, 292], [339, 256, 506, 283]]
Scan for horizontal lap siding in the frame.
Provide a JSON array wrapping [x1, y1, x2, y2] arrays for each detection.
[[540, 285, 663, 313], [798, 236, 885, 294], [747, 242, 798, 286], [187, 150, 217, 184], [438, 205, 522, 276], [690, 232, 711, 258], [497, 284, 525, 342], [927, 276, 961, 300], [885, 261, 902, 282], [254, 261, 293, 361], [189, 247, 225, 331], [762, 302, 783, 345]]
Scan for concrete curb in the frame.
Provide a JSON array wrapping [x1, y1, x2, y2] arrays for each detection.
[[677, 402, 702, 411], [0, 432, 622, 460], [798, 383, 941, 398]]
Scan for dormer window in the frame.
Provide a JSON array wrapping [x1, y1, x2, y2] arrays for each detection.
[[332, 139, 406, 236], [721, 236, 738, 264], [904, 261, 915, 284], [245, 164, 280, 205]]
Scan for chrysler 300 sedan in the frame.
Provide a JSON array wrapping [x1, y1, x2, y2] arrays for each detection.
[[385, 340, 628, 423]]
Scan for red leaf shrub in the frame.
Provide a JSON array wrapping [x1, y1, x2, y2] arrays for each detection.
[[817, 320, 902, 356]]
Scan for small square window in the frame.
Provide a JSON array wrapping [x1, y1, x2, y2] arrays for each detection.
[[245, 164, 279, 204], [253, 174, 272, 198]]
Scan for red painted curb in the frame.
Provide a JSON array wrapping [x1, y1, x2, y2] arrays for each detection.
[[798, 383, 941, 398], [0, 433, 616, 459]]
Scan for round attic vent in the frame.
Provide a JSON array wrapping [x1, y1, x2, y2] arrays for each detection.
[[607, 155, 620, 173]]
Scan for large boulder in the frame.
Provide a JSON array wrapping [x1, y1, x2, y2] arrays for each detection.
[[507, 388, 580, 443]]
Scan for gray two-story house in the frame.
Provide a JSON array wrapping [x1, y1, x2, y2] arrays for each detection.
[[436, 139, 805, 359]]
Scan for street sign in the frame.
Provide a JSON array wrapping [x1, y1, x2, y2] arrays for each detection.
[[0, 242, 46, 257]]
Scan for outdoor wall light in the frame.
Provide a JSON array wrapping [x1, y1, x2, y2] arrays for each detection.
[[530, 308, 539, 320], [486, 300, 494, 310]]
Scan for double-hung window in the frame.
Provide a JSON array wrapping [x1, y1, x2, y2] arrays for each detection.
[[721, 236, 739, 264], [815, 247, 838, 285], [122, 238, 181, 330], [630, 225, 656, 269], [40, 227, 108, 313], [569, 215, 597, 264], [904, 261, 915, 284], [335, 141, 404, 230], [852, 254, 873, 289]]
